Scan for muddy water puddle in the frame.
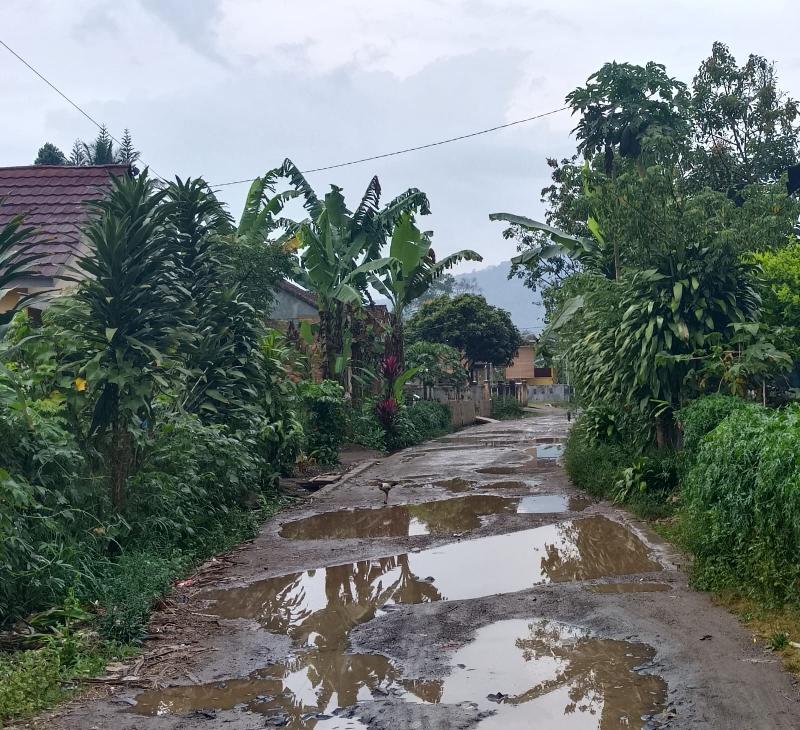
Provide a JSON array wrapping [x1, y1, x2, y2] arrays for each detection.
[[203, 516, 661, 639], [517, 494, 593, 513], [280, 494, 591, 540], [280, 495, 516, 539], [587, 582, 671, 594], [135, 517, 663, 726], [407, 618, 667, 728], [133, 618, 666, 729]]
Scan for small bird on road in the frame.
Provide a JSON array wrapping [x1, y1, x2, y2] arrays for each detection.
[[378, 481, 399, 504]]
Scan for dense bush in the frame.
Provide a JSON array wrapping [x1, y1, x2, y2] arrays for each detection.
[[682, 404, 800, 604], [299, 380, 346, 463], [677, 393, 755, 453], [491, 396, 524, 420], [563, 420, 635, 497], [348, 399, 452, 452], [407, 400, 451, 437]]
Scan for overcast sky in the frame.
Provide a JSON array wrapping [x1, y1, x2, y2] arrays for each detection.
[[2, 1, 799, 272]]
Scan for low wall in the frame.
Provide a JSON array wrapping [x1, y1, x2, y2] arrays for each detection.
[[448, 399, 477, 428], [528, 383, 571, 402]]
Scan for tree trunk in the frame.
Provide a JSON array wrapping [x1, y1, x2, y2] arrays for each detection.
[[109, 413, 133, 511], [655, 412, 678, 449], [386, 311, 405, 369]]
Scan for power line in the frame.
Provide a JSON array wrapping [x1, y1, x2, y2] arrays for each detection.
[[0, 36, 166, 182], [211, 106, 570, 189]]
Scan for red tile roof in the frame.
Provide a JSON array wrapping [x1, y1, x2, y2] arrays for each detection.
[[277, 279, 318, 308], [0, 165, 129, 280]]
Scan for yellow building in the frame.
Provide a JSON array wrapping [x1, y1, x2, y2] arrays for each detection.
[[504, 343, 556, 386]]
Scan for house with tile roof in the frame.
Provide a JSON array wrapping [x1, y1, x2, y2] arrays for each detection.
[[0, 164, 128, 314]]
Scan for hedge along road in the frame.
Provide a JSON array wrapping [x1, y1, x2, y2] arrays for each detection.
[[46, 410, 800, 729]]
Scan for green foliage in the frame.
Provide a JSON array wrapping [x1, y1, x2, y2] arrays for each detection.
[[612, 454, 679, 504], [406, 400, 451, 437], [692, 42, 799, 191], [491, 396, 524, 420], [33, 142, 66, 165], [753, 239, 800, 358], [767, 632, 790, 652], [299, 380, 346, 463], [563, 421, 635, 498], [567, 61, 690, 174], [682, 405, 800, 604], [677, 394, 755, 453], [406, 341, 469, 389], [406, 294, 522, 369], [0, 205, 48, 328], [347, 398, 388, 452]]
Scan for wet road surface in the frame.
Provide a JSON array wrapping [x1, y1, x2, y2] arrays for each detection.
[[51, 411, 800, 729]]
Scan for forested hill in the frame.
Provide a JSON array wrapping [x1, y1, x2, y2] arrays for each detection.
[[455, 261, 545, 333]]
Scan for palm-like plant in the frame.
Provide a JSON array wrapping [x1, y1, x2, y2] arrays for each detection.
[[0, 207, 47, 328], [63, 171, 189, 509], [282, 159, 431, 384], [371, 212, 482, 364]]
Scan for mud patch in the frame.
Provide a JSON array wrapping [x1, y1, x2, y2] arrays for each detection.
[[434, 477, 473, 492], [279, 495, 519, 540], [204, 516, 661, 639], [587, 582, 671, 594]]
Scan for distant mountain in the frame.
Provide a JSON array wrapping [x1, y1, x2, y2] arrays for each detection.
[[455, 261, 545, 333]]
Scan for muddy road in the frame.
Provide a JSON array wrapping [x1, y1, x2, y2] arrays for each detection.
[[53, 412, 800, 729]]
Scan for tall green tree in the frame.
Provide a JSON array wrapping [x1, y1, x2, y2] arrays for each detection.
[[406, 294, 522, 371], [223, 169, 296, 313], [567, 61, 690, 174], [33, 142, 66, 165], [61, 171, 188, 509], [691, 42, 800, 192]]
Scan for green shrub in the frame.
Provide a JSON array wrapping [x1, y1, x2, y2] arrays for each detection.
[[299, 380, 346, 463], [682, 404, 800, 604], [347, 399, 387, 451], [563, 421, 633, 497], [492, 396, 524, 420], [678, 394, 755, 453], [406, 400, 451, 439]]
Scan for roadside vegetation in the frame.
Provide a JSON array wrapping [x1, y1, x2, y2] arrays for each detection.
[[499, 41, 800, 667], [0, 161, 479, 723]]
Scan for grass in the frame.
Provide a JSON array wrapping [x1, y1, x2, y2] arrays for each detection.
[[711, 592, 800, 674], [0, 497, 290, 726]]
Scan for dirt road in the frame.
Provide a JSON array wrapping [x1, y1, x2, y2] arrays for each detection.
[[53, 411, 800, 729]]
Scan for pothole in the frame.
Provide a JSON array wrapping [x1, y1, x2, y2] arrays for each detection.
[[132, 618, 666, 729], [203, 516, 661, 637], [516, 495, 592, 513], [279, 493, 591, 540], [587, 582, 671, 594], [404, 618, 667, 729]]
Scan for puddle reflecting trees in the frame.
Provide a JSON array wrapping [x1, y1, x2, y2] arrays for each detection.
[[134, 517, 664, 726]]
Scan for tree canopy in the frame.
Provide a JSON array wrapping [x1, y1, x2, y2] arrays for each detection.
[[406, 294, 522, 369]]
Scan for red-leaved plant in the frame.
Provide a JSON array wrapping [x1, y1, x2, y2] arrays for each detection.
[[375, 397, 399, 429]]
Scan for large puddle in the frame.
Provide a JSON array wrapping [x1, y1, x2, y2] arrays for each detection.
[[280, 494, 590, 540], [202, 516, 661, 641], [133, 516, 664, 726], [133, 618, 666, 728]]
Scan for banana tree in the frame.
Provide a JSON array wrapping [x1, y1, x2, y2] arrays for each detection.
[[371, 212, 482, 366], [283, 159, 432, 388]]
